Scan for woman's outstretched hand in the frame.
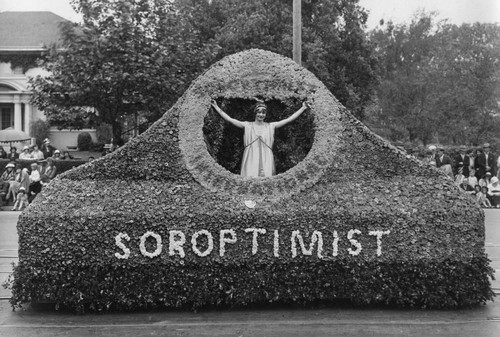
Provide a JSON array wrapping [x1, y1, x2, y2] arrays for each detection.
[[302, 101, 311, 109], [211, 100, 219, 108]]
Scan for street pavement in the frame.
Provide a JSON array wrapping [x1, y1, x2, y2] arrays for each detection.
[[0, 209, 499, 336]]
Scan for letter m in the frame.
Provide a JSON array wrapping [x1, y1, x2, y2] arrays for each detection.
[[291, 230, 323, 258]]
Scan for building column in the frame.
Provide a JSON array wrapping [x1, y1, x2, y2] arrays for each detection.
[[24, 103, 31, 136], [14, 102, 22, 131]]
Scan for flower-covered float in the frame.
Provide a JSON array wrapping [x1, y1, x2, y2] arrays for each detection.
[[9, 49, 493, 312]]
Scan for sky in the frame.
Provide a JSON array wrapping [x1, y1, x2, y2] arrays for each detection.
[[0, 0, 499, 30]]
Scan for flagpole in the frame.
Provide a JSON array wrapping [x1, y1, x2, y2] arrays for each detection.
[[293, 0, 302, 65]]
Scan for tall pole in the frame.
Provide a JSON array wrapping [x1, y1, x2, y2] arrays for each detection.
[[293, 0, 301, 65]]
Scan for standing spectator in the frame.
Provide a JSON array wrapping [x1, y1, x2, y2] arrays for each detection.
[[28, 162, 42, 199], [31, 144, 44, 160], [41, 138, 56, 158], [422, 149, 437, 166], [0, 146, 7, 159], [487, 177, 500, 207], [7, 147, 18, 161], [475, 143, 496, 180], [18, 146, 33, 160], [453, 145, 470, 177], [435, 146, 453, 178]]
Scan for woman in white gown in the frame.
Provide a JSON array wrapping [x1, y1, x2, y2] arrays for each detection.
[[211, 100, 310, 177]]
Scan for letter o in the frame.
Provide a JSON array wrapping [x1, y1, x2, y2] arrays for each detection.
[[191, 230, 214, 257]]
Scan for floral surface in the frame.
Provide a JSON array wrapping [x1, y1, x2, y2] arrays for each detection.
[[8, 49, 494, 312]]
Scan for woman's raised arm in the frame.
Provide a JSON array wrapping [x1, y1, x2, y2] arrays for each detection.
[[211, 100, 245, 128], [274, 101, 310, 129]]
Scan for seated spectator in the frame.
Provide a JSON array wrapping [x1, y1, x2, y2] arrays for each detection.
[[8, 165, 28, 202], [7, 147, 18, 161], [53, 150, 62, 161], [479, 172, 492, 187], [487, 177, 500, 207], [41, 157, 58, 182], [41, 138, 57, 158], [1, 162, 16, 201], [467, 169, 478, 188], [454, 167, 465, 186], [12, 187, 28, 211], [0, 146, 7, 159], [61, 151, 74, 160], [459, 178, 475, 194], [0, 179, 8, 209], [423, 149, 436, 167], [477, 186, 492, 208], [30, 144, 45, 160], [19, 146, 33, 160]]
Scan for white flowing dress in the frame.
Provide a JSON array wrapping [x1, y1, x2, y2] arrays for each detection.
[[240, 122, 277, 177]]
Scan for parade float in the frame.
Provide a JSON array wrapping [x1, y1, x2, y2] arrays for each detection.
[[8, 49, 493, 312]]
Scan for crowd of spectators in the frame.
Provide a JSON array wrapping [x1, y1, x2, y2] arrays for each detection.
[[0, 138, 61, 211], [421, 142, 500, 208]]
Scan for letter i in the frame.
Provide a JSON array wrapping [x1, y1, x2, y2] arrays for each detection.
[[273, 230, 279, 257]]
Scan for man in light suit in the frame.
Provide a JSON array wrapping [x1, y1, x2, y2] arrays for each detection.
[[475, 143, 497, 180]]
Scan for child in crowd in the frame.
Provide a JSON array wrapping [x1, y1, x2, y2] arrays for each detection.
[[477, 186, 492, 208], [468, 169, 478, 188], [12, 187, 28, 211]]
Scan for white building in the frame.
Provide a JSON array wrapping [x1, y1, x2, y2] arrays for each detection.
[[0, 11, 96, 150]]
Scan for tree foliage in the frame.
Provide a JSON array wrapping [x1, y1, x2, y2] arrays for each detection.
[[368, 12, 500, 146], [166, 0, 379, 119], [29, 0, 219, 143]]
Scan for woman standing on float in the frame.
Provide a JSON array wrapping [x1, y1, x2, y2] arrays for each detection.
[[211, 99, 310, 177]]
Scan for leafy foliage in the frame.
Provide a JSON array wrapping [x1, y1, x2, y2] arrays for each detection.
[[7, 50, 494, 312], [176, 0, 378, 120], [368, 13, 500, 145], [29, 0, 220, 143]]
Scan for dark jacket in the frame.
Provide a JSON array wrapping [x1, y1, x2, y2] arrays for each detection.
[[453, 154, 470, 176], [475, 152, 497, 179], [435, 154, 453, 168]]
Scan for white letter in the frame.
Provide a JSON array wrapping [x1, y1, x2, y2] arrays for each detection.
[[332, 231, 339, 257], [169, 230, 186, 258], [191, 230, 214, 257], [291, 231, 324, 258], [347, 229, 362, 256], [139, 231, 163, 258], [114, 232, 130, 259], [273, 230, 280, 257], [244, 228, 266, 255], [219, 229, 237, 257], [369, 230, 391, 256]]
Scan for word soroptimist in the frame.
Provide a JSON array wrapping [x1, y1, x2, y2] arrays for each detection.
[[114, 228, 391, 260]]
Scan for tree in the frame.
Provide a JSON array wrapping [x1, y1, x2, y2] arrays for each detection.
[[175, 0, 379, 120], [368, 12, 500, 145], [30, 0, 219, 144]]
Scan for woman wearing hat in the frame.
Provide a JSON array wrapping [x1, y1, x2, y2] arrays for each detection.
[[211, 99, 310, 177], [19, 146, 33, 160], [7, 147, 18, 161], [0, 162, 15, 205]]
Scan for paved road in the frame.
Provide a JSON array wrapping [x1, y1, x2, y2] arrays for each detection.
[[0, 209, 499, 337]]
